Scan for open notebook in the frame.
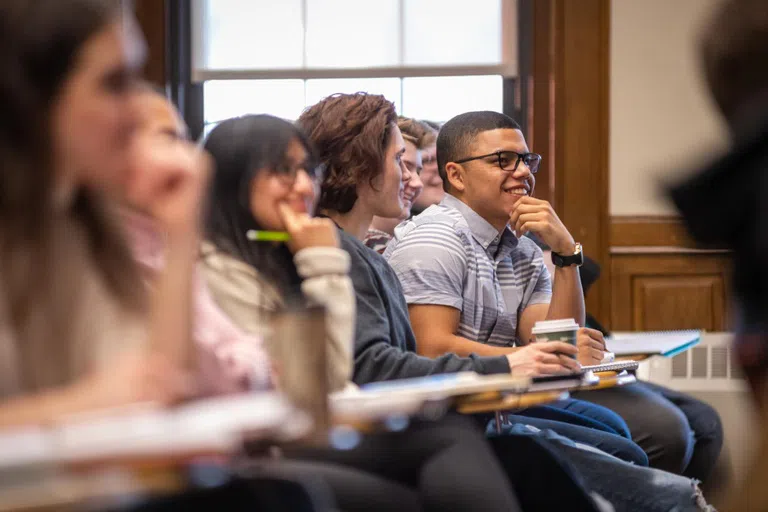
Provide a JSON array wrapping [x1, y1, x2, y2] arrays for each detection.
[[0, 392, 305, 471], [606, 330, 702, 357]]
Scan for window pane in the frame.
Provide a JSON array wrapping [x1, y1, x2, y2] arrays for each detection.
[[305, 78, 402, 112], [198, 0, 303, 70], [306, 0, 400, 68], [404, 0, 502, 66], [204, 80, 306, 123], [202, 123, 219, 142], [401, 76, 503, 123]]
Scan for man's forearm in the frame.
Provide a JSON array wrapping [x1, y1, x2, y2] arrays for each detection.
[[546, 266, 586, 326], [417, 333, 520, 358]]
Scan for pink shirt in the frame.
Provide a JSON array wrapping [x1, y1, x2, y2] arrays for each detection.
[[121, 210, 272, 394]]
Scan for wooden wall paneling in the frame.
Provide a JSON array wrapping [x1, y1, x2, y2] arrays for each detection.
[[610, 216, 698, 247], [632, 275, 724, 331], [552, 0, 612, 327], [133, 0, 167, 87], [520, 0, 555, 206], [520, 0, 611, 326], [611, 251, 731, 331]]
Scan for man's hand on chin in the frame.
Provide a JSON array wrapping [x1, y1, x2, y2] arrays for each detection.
[[509, 197, 576, 255]]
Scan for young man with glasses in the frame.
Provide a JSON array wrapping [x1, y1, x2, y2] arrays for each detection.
[[385, 111, 599, 367], [384, 110, 722, 482]]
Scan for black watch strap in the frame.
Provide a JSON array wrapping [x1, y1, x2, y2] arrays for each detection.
[[551, 243, 584, 268]]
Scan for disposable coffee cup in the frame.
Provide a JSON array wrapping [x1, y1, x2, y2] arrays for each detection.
[[267, 305, 329, 445], [531, 319, 579, 359]]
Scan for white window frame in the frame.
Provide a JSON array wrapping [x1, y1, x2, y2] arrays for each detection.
[[191, 0, 518, 82]]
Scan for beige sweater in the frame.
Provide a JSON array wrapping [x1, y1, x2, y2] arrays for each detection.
[[0, 215, 145, 399], [200, 242, 355, 393]]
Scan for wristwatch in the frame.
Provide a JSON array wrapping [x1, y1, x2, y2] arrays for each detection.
[[551, 243, 584, 268]]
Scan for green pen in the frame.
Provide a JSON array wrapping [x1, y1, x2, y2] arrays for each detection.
[[246, 230, 291, 242]]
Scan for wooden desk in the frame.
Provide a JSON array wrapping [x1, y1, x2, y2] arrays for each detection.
[[457, 390, 569, 415]]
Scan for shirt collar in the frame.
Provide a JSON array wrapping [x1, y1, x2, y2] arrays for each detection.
[[441, 194, 518, 252]]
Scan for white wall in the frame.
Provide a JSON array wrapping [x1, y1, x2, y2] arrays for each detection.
[[610, 0, 728, 216]]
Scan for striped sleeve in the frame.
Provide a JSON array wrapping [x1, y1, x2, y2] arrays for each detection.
[[521, 241, 552, 308], [385, 222, 467, 310]]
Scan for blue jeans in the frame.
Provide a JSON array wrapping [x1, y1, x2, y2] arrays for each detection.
[[490, 423, 714, 512], [495, 399, 649, 466], [518, 398, 633, 438]]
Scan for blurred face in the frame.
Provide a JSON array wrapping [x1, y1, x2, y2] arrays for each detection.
[[249, 138, 318, 231], [124, 92, 187, 211], [132, 92, 187, 142], [52, 16, 146, 196], [413, 143, 444, 210], [447, 128, 535, 229], [358, 124, 410, 218], [400, 139, 423, 219]]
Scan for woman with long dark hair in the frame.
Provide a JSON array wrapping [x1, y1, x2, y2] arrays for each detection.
[[202, 114, 354, 392]]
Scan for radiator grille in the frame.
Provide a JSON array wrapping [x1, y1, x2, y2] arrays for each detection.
[[669, 342, 740, 380], [637, 334, 747, 397]]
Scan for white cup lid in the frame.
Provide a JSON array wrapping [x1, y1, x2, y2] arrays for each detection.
[[531, 318, 579, 334]]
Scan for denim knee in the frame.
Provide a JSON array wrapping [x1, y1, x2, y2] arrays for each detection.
[[494, 416, 649, 467], [553, 398, 633, 439]]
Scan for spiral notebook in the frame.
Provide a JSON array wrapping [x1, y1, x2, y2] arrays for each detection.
[[606, 330, 702, 357], [581, 360, 640, 373]]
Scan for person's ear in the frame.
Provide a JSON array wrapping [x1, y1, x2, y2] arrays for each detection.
[[445, 162, 466, 193]]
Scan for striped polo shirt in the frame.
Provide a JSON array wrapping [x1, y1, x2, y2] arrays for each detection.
[[383, 194, 552, 346]]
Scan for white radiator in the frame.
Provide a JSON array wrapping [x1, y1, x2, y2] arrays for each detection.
[[632, 332, 756, 481], [635, 333, 749, 393]]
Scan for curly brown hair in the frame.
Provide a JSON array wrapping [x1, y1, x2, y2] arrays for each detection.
[[298, 93, 398, 214]]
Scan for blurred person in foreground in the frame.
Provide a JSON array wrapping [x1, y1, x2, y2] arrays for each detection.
[[672, 0, 768, 509], [0, 0, 206, 426]]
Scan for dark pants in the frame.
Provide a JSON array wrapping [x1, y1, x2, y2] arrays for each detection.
[[485, 432, 603, 512], [289, 414, 602, 512], [573, 381, 724, 483], [238, 459, 421, 512], [287, 414, 521, 512], [123, 467, 339, 511]]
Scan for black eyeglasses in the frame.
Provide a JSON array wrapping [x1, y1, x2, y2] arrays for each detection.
[[454, 150, 541, 174], [274, 161, 326, 184]]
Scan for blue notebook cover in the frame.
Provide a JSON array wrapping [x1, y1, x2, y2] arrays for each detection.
[[606, 330, 702, 357]]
